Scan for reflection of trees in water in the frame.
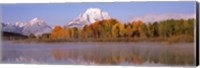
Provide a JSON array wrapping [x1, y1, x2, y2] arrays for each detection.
[[52, 49, 63, 61], [52, 49, 79, 62], [51, 46, 194, 65], [51, 47, 144, 65]]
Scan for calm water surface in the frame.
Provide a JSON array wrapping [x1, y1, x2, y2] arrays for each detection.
[[2, 41, 195, 66]]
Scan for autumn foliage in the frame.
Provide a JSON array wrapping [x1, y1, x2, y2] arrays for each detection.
[[51, 26, 70, 40], [49, 18, 194, 42]]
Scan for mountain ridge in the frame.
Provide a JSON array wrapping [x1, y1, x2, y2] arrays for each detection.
[[132, 14, 195, 23], [2, 8, 195, 36], [2, 18, 52, 36], [67, 8, 111, 29]]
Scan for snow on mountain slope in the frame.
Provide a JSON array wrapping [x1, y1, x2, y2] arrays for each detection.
[[15, 22, 26, 28], [2, 23, 24, 34], [67, 8, 111, 29], [22, 18, 52, 36], [2, 18, 52, 36], [132, 14, 195, 23]]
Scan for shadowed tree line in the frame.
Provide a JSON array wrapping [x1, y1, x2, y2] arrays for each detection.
[[31, 18, 195, 42]]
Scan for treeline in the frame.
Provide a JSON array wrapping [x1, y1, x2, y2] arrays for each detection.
[[38, 18, 194, 42], [3, 31, 28, 40]]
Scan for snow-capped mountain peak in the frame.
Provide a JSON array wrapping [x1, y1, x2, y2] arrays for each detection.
[[68, 8, 111, 29], [15, 22, 26, 28], [29, 17, 45, 26], [31, 17, 40, 22], [2, 18, 52, 36], [132, 14, 195, 23], [85, 8, 101, 14], [2, 22, 24, 34], [22, 18, 52, 36]]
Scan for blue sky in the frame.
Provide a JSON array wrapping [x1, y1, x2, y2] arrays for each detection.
[[1, 2, 196, 26]]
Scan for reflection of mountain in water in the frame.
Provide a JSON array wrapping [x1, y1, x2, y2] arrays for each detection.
[[2, 41, 194, 65]]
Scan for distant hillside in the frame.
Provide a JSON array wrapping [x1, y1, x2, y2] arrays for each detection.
[[2, 18, 52, 36], [2, 31, 28, 40]]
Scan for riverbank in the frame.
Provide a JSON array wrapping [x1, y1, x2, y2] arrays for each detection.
[[6, 35, 193, 44]]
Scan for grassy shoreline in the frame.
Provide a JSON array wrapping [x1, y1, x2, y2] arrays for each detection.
[[5, 36, 194, 44]]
